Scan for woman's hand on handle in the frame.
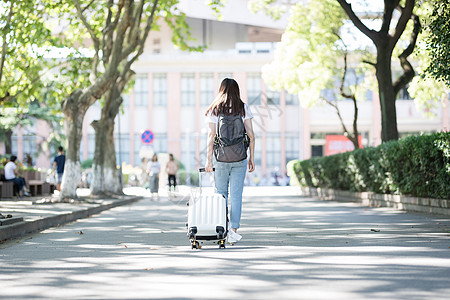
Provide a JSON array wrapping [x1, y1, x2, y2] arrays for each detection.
[[248, 158, 255, 173], [205, 160, 214, 172]]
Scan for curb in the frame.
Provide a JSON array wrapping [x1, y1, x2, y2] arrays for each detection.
[[0, 196, 142, 242], [299, 187, 450, 216]]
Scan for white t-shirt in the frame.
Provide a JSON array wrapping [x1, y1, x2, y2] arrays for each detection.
[[4, 161, 16, 180], [207, 103, 254, 124], [147, 161, 161, 176]]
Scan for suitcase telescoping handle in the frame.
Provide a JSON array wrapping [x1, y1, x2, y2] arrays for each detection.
[[198, 168, 215, 190]]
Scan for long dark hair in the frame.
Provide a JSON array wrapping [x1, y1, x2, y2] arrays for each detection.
[[205, 78, 246, 117]]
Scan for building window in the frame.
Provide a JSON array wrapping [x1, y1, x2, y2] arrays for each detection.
[[285, 93, 299, 105], [266, 134, 281, 169], [152, 133, 168, 153], [198, 134, 208, 167], [320, 89, 337, 101], [285, 133, 300, 163], [181, 133, 196, 170], [247, 73, 261, 105], [134, 74, 148, 107], [311, 145, 323, 157], [153, 73, 167, 106], [200, 73, 214, 106], [122, 94, 130, 107], [87, 134, 95, 159], [115, 135, 130, 165], [254, 135, 262, 167], [218, 73, 233, 82], [79, 138, 84, 162], [266, 87, 280, 105], [134, 136, 144, 166], [12, 135, 37, 161], [181, 73, 196, 106]]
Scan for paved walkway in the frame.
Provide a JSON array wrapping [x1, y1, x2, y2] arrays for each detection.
[[0, 189, 141, 241], [0, 186, 449, 299]]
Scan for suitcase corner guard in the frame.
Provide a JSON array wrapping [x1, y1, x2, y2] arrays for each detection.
[[216, 226, 226, 239], [188, 226, 198, 239]]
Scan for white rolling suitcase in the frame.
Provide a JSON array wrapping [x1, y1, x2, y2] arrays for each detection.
[[187, 168, 228, 249]]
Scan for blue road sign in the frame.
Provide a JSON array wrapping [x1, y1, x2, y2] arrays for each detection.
[[141, 130, 154, 144]]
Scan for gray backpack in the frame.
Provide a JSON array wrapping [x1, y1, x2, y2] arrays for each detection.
[[213, 114, 249, 163]]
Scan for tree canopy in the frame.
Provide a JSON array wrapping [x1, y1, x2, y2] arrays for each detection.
[[422, 0, 450, 87]]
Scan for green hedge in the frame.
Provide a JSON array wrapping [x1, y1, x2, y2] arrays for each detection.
[[288, 132, 450, 199]]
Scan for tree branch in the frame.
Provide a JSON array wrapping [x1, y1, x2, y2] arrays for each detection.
[[391, 0, 415, 47], [86, 0, 133, 103], [73, 0, 100, 84], [322, 97, 350, 136], [102, 0, 115, 66], [337, 49, 360, 148], [81, 0, 96, 13], [336, 0, 378, 43], [362, 60, 376, 67], [339, 50, 350, 98], [127, 0, 145, 45], [393, 12, 420, 95], [379, 0, 399, 33], [123, 0, 159, 68]]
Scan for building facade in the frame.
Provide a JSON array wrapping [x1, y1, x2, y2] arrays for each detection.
[[2, 0, 449, 180]]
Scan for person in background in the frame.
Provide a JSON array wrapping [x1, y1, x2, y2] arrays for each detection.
[[5, 155, 30, 197], [166, 153, 179, 197], [53, 146, 66, 191], [147, 153, 160, 200]]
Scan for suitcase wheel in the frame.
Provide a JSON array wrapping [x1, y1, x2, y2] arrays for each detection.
[[191, 241, 200, 249]]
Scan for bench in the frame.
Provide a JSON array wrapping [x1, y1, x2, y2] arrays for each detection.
[[28, 180, 54, 197], [0, 181, 15, 199], [1, 170, 55, 198]]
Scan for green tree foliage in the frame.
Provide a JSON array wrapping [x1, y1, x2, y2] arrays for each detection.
[[0, 0, 69, 157], [422, 0, 450, 87], [255, 0, 423, 142], [404, 2, 448, 117], [262, 0, 370, 148], [0, 0, 55, 106]]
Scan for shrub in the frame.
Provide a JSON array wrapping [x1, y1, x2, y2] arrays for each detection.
[[178, 170, 199, 186], [288, 132, 450, 199], [81, 158, 93, 170]]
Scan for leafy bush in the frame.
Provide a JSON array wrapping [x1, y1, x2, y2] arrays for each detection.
[[178, 170, 199, 186], [288, 132, 450, 199], [81, 158, 93, 170]]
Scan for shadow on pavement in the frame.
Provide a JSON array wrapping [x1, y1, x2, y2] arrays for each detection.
[[0, 188, 449, 299]]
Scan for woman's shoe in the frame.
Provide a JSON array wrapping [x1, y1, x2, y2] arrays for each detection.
[[227, 229, 242, 244]]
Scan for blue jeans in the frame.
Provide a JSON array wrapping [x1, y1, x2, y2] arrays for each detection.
[[8, 177, 25, 192], [214, 159, 247, 229]]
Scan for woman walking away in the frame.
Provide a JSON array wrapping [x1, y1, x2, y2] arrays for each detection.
[[205, 78, 255, 244], [147, 154, 160, 200], [166, 153, 179, 197]]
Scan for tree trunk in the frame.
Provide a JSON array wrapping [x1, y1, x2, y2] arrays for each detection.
[[60, 90, 89, 199], [104, 117, 122, 194], [376, 46, 399, 142], [90, 120, 107, 195], [91, 85, 123, 196]]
